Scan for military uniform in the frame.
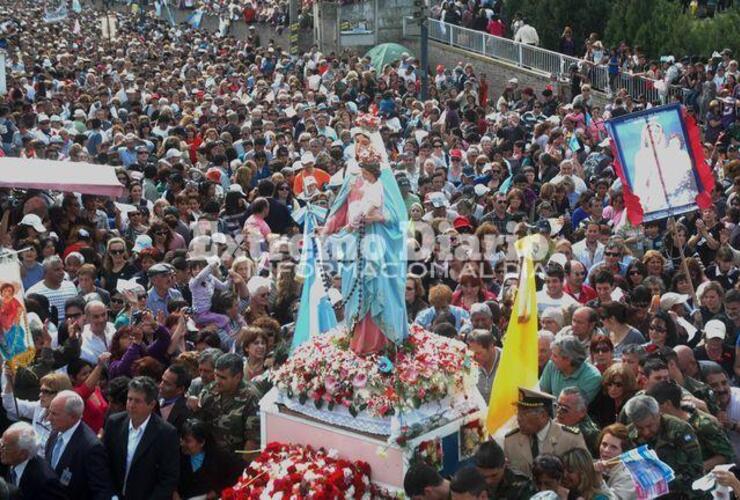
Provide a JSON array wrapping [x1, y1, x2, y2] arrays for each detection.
[[197, 380, 261, 455], [686, 407, 735, 463], [683, 376, 720, 416], [576, 414, 601, 457], [628, 414, 704, 497], [487, 467, 537, 499], [504, 387, 589, 477]]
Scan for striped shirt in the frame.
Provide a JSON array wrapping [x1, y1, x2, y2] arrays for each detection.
[[25, 280, 78, 322]]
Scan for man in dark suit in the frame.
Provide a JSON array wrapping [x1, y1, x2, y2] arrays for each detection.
[[158, 364, 192, 434], [45, 390, 113, 500], [103, 376, 180, 500], [0, 422, 67, 499]]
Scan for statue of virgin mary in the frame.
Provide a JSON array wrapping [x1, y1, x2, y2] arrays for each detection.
[[322, 115, 409, 355]]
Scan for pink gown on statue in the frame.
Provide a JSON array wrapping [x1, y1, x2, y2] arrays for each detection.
[[324, 175, 388, 355]]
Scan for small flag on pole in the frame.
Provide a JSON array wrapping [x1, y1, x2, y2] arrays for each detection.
[[187, 9, 204, 28], [568, 133, 581, 152], [73, 19, 81, 34], [72, 0, 82, 13]]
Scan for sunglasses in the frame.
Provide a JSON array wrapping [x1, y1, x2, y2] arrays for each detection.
[[109, 249, 125, 255], [278, 187, 290, 191], [605, 252, 621, 257], [405, 286, 415, 292], [155, 231, 168, 236], [628, 270, 642, 275], [111, 298, 124, 304], [649, 324, 667, 332]]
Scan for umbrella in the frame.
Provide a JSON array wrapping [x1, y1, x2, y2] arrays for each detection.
[[364, 43, 414, 73]]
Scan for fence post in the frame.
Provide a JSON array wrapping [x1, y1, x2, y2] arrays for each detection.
[[517, 43, 522, 67], [481, 33, 486, 57]]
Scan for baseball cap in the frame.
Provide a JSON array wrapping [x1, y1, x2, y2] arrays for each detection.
[[453, 216, 473, 231], [20, 214, 46, 233], [705, 319, 726, 340], [659, 292, 689, 311]]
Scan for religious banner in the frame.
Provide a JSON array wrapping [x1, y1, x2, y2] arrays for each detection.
[[0, 256, 34, 369], [605, 103, 713, 224]]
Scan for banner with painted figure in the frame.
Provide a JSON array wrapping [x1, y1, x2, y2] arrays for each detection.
[[605, 103, 713, 224], [0, 257, 34, 369], [43, 0, 69, 23]]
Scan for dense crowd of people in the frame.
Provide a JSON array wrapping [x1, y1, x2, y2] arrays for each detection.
[[0, 0, 738, 498]]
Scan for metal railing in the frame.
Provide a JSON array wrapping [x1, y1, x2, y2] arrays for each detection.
[[407, 17, 685, 104]]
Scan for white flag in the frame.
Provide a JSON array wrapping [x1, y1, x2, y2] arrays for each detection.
[[73, 19, 81, 34]]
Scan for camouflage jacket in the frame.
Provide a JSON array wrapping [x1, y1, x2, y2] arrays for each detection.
[[629, 414, 704, 497], [683, 376, 720, 416], [578, 414, 601, 457], [487, 467, 537, 499], [197, 380, 261, 455], [687, 408, 735, 463]]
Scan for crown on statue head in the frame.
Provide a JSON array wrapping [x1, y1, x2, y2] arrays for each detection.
[[357, 147, 382, 166], [354, 113, 381, 133]]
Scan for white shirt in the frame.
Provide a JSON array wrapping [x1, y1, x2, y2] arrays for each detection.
[[536, 420, 552, 450], [514, 24, 539, 45], [536, 290, 578, 314], [51, 420, 81, 468], [125, 414, 151, 493], [572, 239, 605, 269], [11, 457, 30, 487], [80, 323, 116, 364]]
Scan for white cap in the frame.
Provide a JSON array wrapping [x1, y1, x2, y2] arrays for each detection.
[[132, 234, 153, 253], [229, 184, 245, 195], [211, 233, 227, 245], [660, 292, 690, 311], [19, 214, 46, 233], [474, 184, 490, 197], [165, 148, 183, 159], [37, 113, 50, 122], [705, 319, 726, 340], [548, 253, 568, 268], [301, 152, 315, 165]]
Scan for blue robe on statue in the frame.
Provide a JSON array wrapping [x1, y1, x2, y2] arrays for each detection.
[[324, 164, 409, 352]]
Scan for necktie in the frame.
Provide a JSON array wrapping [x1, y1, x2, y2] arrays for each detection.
[[9, 467, 17, 486], [530, 435, 539, 459], [51, 436, 64, 469]]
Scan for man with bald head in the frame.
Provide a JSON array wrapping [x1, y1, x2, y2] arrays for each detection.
[[557, 306, 600, 349], [80, 300, 115, 364], [674, 345, 701, 380], [46, 390, 113, 499]]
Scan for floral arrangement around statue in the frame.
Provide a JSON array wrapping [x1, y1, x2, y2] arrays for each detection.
[[221, 442, 393, 500], [271, 324, 478, 429]]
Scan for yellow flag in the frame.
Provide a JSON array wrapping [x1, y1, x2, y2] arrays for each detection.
[[485, 238, 539, 436]]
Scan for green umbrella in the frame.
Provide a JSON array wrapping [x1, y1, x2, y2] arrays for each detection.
[[364, 43, 414, 73]]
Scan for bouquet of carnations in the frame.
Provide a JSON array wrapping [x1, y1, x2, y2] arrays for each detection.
[[272, 325, 476, 418], [221, 442, 377, 500]]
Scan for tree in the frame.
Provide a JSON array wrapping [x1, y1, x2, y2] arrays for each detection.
[[503, 0, 611, 52]]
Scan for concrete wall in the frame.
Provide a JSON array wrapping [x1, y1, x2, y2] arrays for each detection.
[[404, 38, 609, 107]]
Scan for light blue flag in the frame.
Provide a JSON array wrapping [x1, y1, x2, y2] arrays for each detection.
[[290, 203, 337, 353], [161, 0, 176, 26], [72, 0, 82, 14], [187, 9, 204, 28], [585, 112, 593, 128], [568, 133, 581, 152], [154, 0, 161, 17]]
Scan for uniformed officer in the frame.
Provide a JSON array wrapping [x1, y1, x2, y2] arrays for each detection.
[[625, 394, 704, 497], [475, 440, 536, 499], [196, 353, 261, 459], [647, 380, 735, 471], [555, 387, 600, 457], [504, 387, 588, 477]]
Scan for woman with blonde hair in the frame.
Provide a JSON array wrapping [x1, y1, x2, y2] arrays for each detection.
[[561, 447, 617, 499], [101, 237, 137, 294], [3, 370, 72, 451]]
